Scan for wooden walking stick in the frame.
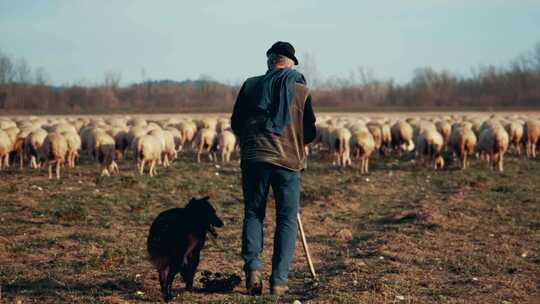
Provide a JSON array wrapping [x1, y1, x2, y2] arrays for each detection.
[[297, 212, 317, 280]]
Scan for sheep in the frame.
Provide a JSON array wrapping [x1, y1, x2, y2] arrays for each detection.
[[523, 120, 540, 158], [216, 119, 231, 133], [130, 117, 147, 127], [13, 128, 34, 170], [391, 121, 415, 153], [217, 130, 236, 163], [350, 129, 375, 174], [198, 118, 218, 131], [176, 121, 198, 150], [0, 130, 12, 170], [80, 127, 108, 160], [366, 123, 382, 152], [61, 131, 82, 168], [127, 126, 149, 149], [164, 127, 184, 152], [477, 125, 509, 172], [0, 119, 17, 130], [42, 133, 68, 179], [330, 127, 352, 167], [435, 120, 452, 150], [90, 128, 111, 160], [112, 128, 130, 161], [51, 123, 77, 134], [153, 129, 177, 167], [95, 133, 119, 176], [449, 126, 477, 169], [3, 126, 19, 146], [416, 129, 445, 170], [380, 123, 392, 154], [193, 128, 217, 163], [505, 121, 524, 156], [136, 135, 162, 177], [24, 128, 48, 169]]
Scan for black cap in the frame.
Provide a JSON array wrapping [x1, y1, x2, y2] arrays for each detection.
[[266, 41, 299, 65]]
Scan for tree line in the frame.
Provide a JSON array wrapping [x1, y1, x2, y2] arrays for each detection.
[[1, 43, 539, 114]]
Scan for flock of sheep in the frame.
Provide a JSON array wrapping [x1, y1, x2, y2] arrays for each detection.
[[317, 113, 540, 173], [0, 113, 539, 180]]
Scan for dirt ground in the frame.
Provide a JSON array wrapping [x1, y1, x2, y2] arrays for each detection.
[[0, 149, 539, 303]]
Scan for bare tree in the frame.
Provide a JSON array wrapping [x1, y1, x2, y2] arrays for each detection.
[[14, 58, 31, 83], [0, 50, 14, 84], [532, 42, 540, 72], [297, 52, 321, 88], [34, 66, 49, 85], [104, 70, 121, 89]]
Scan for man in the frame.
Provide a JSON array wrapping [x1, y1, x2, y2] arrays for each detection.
[[231, 41, 317, 296]]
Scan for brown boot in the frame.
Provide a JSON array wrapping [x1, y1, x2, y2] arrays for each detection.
[[270, 284, 289, 296], [246, 270, 263, 296]]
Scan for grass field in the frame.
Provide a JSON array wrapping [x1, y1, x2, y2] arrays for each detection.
[[0, 151, 539, 303]]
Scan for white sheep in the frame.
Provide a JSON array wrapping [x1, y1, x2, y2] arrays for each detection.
[[350, 129, 375, 174], [330, 127, 352, 167], [42, 133, 68, 179], [176, 121, 197, 150], [449, 125, 477, 169], [164, 127, 184, 152], [193, 128, 217, 163], [151, 129, 177, 167], [366, 123, 382, 152], [391, 121, 415, 153], [61, 131, 81, 168], [477, 125, 509, 172], [504, 121, 524, 157], [416, 129, 445, 170], [435, 120, 452, 150], [523, 120, 540, 158], [0, 130, 12, 170], [136, 134, 162, 177], [217, 130, 236, 163]]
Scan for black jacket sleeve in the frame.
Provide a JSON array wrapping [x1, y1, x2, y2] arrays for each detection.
[[303, 95, 317, 144], [230, 82, 247, 137]]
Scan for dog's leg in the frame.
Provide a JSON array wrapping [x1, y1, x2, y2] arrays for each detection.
[[159, 265, 172, 301], [182, 234, 198, 266], [181, 249, 200, 291]]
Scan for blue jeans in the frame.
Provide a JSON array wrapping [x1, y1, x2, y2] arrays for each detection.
[[241, 162, 300, 285]]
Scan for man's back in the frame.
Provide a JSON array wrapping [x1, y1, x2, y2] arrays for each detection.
[[232, 75, 313, 171]]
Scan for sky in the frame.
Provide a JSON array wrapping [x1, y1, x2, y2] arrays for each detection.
[[1, 0, 539, 86]]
